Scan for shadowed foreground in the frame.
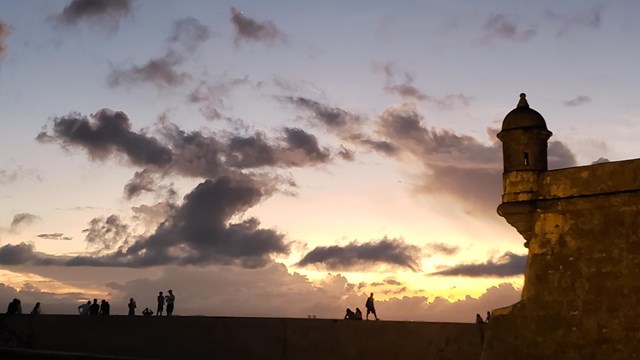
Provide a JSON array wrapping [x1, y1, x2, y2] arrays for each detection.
[[0, 314, 482, 360]]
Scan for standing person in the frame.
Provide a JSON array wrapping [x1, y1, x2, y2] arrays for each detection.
[[165, 290, 175, 316], [100, 300, 110, 315], [365, 293, 378, 320], [30, 302, 41, 315], [156, 291, 164, 316], [128, 298, 137, 317], [485, 311, 491, 323], [78, 300, 91, 315], [89, 299, 100, 315]]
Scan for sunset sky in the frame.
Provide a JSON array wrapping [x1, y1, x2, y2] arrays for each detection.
[[1, 0, 639, 321]]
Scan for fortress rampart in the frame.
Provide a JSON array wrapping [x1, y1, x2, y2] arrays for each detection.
[[0, 314, 482, 359]]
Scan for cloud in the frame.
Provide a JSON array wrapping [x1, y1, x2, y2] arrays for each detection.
[[374, 62, 472, 110], [0, 243, 66, 266], [483, 14, 537, 42], [10, 213, 40, 233], [108, 51, 191, 88], [0, 167, 41, 185], [167, 17, 211, 52], [430, 252, 526, 277], [563, 95, 591, 107], [0, 20, 11, 62], [37, 233, 73, 241], [39, 109, 173, 167], [56, 0, 132, 28], [546, 6, 603, 37], [425, 243, 460, 256], [376, 103, 576, 214], [280, 96, 364, 132], [281, 127, 331, 165], [82, 215, 133, 253], [187, 77, 251, 121], [230, 7, 286, 45], [297, 237, 422, 271]]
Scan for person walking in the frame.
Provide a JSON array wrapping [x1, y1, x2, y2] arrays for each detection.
[[365, 293, 378, 320]]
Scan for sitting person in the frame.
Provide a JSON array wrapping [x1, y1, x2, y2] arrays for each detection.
[[142, 307, 153, 317], [354, 307, 363, 320], [344, 308, 355, 320]]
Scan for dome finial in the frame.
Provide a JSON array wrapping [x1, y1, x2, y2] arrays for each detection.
[[518, 93, 529, 108]]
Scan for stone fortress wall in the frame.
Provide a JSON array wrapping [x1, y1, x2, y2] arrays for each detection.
[[0, 314, 482, 359]]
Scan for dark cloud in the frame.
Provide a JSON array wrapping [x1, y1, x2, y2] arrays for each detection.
[[548, 141, 577, 170], [108, 51, 191, 88], [10, 213, 39, 233], [338, 146, 355, 161], [297, 237, 422, 271], [83, 215, 133, 252], [37, 233, 72, 241], [56, 0, 131, 28], [226, 132, 277, 168], [281, 127, 331, 166], [230, 7, 286, 45], [425, 243, 460, 256], [0, 20, 11, 61], [40, 109, 173, 167], [563, 95, 591, 107], [0, 243, 65, 266], [167, 17, 211, 52], [430, 252, 526, 277], [483, 14, 537, 42], [591, 157, 609, 165]]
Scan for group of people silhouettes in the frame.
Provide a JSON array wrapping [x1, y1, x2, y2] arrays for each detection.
[[6, 289, 176, 317], [6, 299, 40, 315], [345, 293, 379, 321], [78, 299, 110, 315], [475, 311, 491, 324]]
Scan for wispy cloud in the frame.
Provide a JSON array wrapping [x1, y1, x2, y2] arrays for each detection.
[[483, 14, 537, 42], [0, 20, 11, 62], [37, 233, 73, 241], [563, 95, 591, 107], [10, 213, 40, 233]]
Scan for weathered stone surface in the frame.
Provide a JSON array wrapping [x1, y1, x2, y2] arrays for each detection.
[[483, 96, 640, 359]]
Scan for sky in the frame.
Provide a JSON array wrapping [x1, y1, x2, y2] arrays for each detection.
[[0, 0, 639, 322]]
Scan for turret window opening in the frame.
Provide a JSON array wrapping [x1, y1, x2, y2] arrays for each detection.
[[524, 152, 529, 166]]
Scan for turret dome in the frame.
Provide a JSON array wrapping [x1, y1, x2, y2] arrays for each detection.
[[501, 93, 549, 132]]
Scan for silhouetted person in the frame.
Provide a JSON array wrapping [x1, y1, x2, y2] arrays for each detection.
[[344, 308, 355, 319], [165, 290, 175, 316], [78, 300, 91, 315], [128, 298, 137, 317], [475, 313, 485, 324], [89, 299, 100, 315], [354, 307, 363, 320], [365, 293, 378, 320], [30, 302, 41, 315], [100, 300, 110, 315], [6, 298, 22, 315], [476, 313, 485, 344], [485, 311, 491, 323], [142, 307, 153, 317], [157, 291, 164, 316]]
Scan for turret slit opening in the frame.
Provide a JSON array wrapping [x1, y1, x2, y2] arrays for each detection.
[[524, 152, 529, 166]]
